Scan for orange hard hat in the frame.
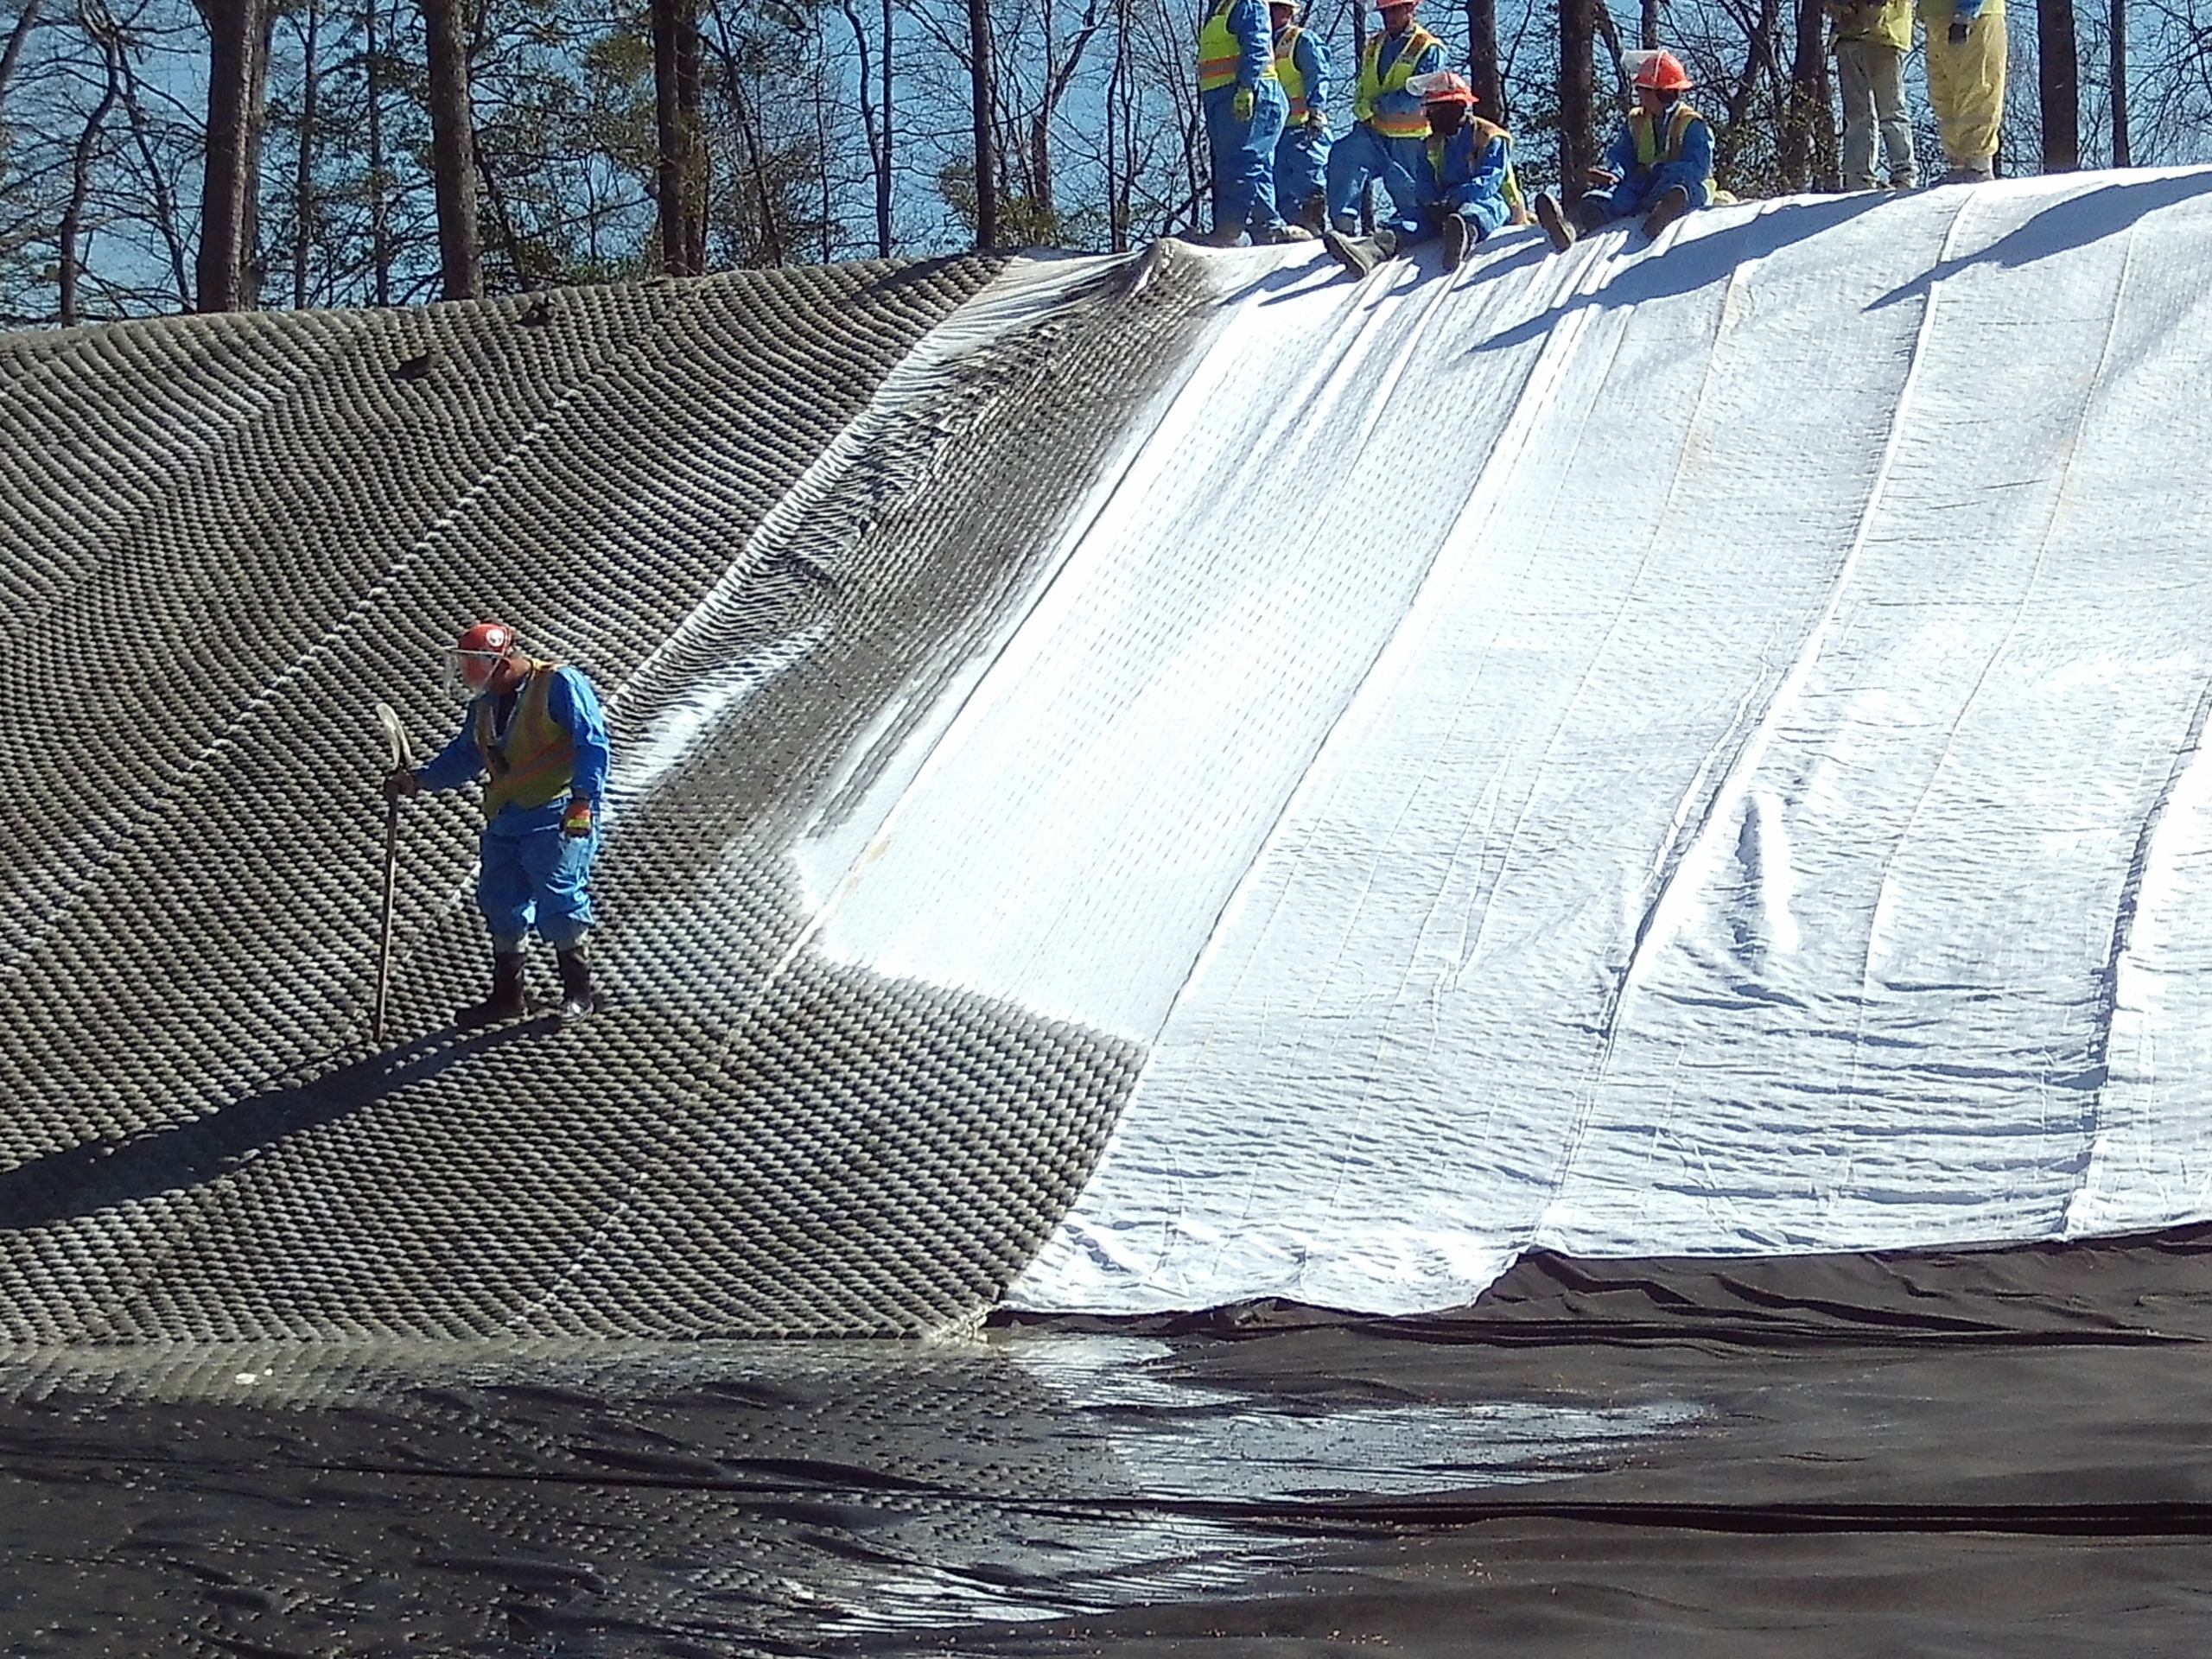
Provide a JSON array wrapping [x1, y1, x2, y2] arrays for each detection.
[[1625, 48, 1692, 92], [1412, 69, 1476, 105]]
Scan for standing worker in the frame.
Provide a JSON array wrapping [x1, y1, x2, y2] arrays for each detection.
[[1919, 0, 2004, 183], [1271, 0, 1332, 232], [1197, 0, 1308, 245], [385, 620, 610, 1027], [1322, 71, 1516, 277], [1532, 48, 1713, 251], [1323, 0, 1446, 237], [1829, 0, 1916, 189]]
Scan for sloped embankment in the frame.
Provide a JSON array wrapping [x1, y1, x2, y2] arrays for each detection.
[[0, 249, 1216, 1339]]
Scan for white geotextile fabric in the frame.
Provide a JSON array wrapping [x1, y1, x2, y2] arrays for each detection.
[[802, 169, 2212, 1314]]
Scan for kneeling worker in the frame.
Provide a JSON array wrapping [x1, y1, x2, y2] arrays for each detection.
[[1323, 71, 1515, 277], [1534, 48, 1713, 251], [385, 620, 610, 1027]]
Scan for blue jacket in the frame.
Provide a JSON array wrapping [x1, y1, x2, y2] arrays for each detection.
[[417, 663, 610, 833], [1222, 0, 1274, 90], [1421, 120, 1510, 213], [1604, 99, 1713, 210]]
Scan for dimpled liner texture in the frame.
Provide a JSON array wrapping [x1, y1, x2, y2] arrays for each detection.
[[0, 252, 1212, 1340]]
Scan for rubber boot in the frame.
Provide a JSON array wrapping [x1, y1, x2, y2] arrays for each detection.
[[555, 946, 597, 1022], [460, 950, 527, 1029], [1639, 183, 1691, 241], [1535, 192, 1575, 252], [1441, 213, 1474, 271]]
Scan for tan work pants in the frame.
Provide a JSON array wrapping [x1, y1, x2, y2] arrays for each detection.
[[1836, 38, 1915, 188], [1923, 6, 2006, 168]]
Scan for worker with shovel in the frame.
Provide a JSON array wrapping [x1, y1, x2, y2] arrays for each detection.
[[383, 620, 610, 1029]]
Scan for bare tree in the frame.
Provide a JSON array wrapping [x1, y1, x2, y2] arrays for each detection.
[[1559, 0, 1595, 195], [968, 0, 995, 245], [59, 0, 120, 324], [2109, 0, 2127, 161], [1468, 0, 1503, 117], [416, 0, 477, 298], [652, 0, 703, 273], [194, 0, 264, 309], [2039, 0, 2079, 168]]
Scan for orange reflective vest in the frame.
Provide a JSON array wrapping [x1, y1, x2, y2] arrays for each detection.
[[474, 662, 577, 819]]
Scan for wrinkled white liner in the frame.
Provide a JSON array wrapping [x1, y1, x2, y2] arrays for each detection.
[[804, 172, 2212, 1314]]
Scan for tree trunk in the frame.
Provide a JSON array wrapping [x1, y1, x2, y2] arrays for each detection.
[[365, 0, 390, 304], [417, 0, 480, 300], [1640, 0, 1659, 48], [652, 0, 701, 274], [968, 0, 996, 246], [194, 0, 262, 311], [876, 0, 892, 257], [238, 0, 274, 305], [291, 0, 319, 308], [1467, 0, 1503, 118], [2109, 0, 2127, 163], [2037, 0, 2078, 169], [0, 0, 42, 122], [1559, 0, 1594, 199], [1782, 0, 1826, 188]]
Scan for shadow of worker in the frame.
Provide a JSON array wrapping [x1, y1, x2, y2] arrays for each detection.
[[0, 1026, 522, 1232]]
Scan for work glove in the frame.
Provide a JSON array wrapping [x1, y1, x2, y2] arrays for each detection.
[[1948, 17, 1967, 40], [1232, 86, 1255, 122], [1305, 111, 1325, 135], [383, 767, 417, 802], [562, 798, 594, 839]]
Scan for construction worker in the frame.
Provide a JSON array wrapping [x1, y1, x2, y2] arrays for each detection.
[[1919, 0, 2005, 182], [1197, 0, 1307, 244], [1270, 0, 1332, 230], [1534, 48, 1713, 251], [1323, 71, 1516, 277], [1323, 0, 1446, 236], [1829, 0, 1916, 189], [384, 620, 610, 1027]]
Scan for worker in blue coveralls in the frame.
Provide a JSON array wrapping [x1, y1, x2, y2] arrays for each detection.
[[1324, 0, 1446, 236], [1533, 48, 1713, 251], [384, 620, 610, 1027], [1196, 0, 1312, 245], [1269, 0, 1332, 231], [1322, 71, 1515, 278]]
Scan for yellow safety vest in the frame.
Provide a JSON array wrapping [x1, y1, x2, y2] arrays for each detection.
[[1629, 102, 1715, 200], [473, 661, 577, 819], [1198, 0, 1276, 92], [1354, 24, 1441, 139], [1833, 0, 1911, 48], [1274, 23, 1310, 118]]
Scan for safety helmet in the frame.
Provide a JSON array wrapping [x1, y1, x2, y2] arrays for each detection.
[[446, 619, 516, 696], [1370, 0, 1417, 12], [1268, 0, 1301, 14], [1410, 68, 1474, 105], [1624, 48, 1691, 92]]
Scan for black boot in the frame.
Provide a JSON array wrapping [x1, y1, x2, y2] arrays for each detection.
[[555, 946, 597, 1022], [460, 950, 527, 1028]]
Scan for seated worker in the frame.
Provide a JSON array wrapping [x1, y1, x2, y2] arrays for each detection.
[[1533, 48, 1714, 251], [1322, 70, 1514, 277], [1323, 0, 1446, 233]]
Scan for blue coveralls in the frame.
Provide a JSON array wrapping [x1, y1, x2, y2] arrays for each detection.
[[1272, 22, 1332, 219], [1202, 0, 1290, 238], [1414, 119, 1515, 243], [1583, 99, 1715, 221], [416, 664, 611, 953], [1324, 24, 1446, 231]]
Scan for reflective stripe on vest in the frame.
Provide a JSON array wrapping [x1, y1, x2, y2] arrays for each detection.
[[1198, 0, 1275, 92], [1355, 25, 1440, 138], [1628, 102, 1715, 200], [474, 662, 576, 819], [1274, 24, 1308, 118]]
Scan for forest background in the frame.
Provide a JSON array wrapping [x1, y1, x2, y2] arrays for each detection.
[[0, 0, 2202, 327]]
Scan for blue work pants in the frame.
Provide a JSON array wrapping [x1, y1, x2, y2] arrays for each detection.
[[1325, 123, 1427, 234], [479, 820, 598, 951], [1203, 80, 1289, 237]]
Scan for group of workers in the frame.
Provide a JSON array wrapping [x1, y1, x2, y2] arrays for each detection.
[[1196, 0, 2007, 276]]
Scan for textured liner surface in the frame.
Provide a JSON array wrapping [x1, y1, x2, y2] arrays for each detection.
[[0, 251, 1215, 1340]]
